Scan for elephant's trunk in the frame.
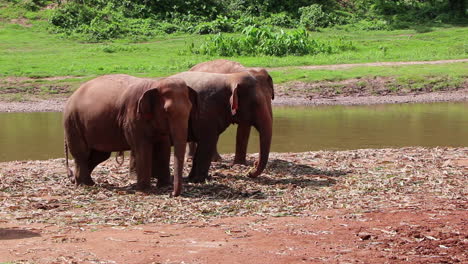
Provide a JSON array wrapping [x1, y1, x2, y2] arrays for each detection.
[[248, 106, 272, 178], [170, 118, 188, 197]]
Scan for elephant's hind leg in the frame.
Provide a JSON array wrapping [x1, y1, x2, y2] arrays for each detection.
[[152, 140, 171, 188], [70, 149, 110, 186], [188, 135, 218, 183], [67, 140, 93, 186], [88, 150, 111, 175], [72, 154, 94, 186]]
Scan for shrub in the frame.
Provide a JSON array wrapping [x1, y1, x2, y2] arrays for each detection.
[[350, 19, 390, 31], [233, 16, 265, 32], [299, 4, 330, 30], [20, 0, 48, 11], [49, 2, 96, 32], [156, 22, 181, 34], [192, 16, 234, 34], [264, 12, 297, 28], [189, 26, 355, 57]]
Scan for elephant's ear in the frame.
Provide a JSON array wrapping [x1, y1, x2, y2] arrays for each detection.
[[268, 74, 274, 100], [230, 83, 239, 116], [188, 86, 198, 112], [258, 68, 274, 100], [187, 86, 199, 140], [137, 88, 160, 120]]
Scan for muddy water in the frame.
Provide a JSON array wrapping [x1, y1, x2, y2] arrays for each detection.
[[0, 102, 467, 162]]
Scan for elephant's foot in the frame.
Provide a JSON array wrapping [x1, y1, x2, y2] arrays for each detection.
[[211, 153, 223, 162], [75, 177, 95, 186], [232, 159, 248, 166], [156, 179, 172, 188], [186, 174, 208, 183], [136, 177, 152, 191]]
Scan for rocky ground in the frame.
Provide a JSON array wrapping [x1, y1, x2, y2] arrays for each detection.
[[1, 148, 467, 263]]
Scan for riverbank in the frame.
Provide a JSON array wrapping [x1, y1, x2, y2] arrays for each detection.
[[0, 85, 467, 112], [1, 147, 467, 263]]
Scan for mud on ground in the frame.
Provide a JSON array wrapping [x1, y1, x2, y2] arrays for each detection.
[[1, 147, 467, 263]]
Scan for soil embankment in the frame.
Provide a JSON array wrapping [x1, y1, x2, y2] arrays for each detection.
[[0, 85, 467, 112]]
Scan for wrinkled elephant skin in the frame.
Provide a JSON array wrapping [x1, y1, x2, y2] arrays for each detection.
[[170, 71, 272, 182], [63, 74, 196, 196], [189, 59, 274, 165]]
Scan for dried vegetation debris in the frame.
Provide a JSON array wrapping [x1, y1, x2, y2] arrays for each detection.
[[1, 147, 466, 227]]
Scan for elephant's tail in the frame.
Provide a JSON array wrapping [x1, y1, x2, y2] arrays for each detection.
[[64, 139, 73, 179]]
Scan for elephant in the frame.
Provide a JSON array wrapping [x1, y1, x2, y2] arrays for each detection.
[[63, 74, 196, 196], [168, 71, 272, 182], [188, 59, 274, 165]]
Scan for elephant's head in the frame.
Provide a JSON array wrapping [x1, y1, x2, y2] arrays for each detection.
[[137, 78, 198, 196], [229, 71, 273, 178]]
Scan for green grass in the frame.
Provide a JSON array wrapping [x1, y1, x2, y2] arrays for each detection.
[[270, 62, 468, 83], [0, 21, 467, 79]]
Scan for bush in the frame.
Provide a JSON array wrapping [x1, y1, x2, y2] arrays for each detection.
[[189, 26, 355, 56], [156, 22, 181, 34], [49, 2, 96, 32], [349, 19, 390, 31], [233, 16, 266, 32], [264, 12, 297, 28], [299, 4, 330, 30], [192, 16, 234, 34]]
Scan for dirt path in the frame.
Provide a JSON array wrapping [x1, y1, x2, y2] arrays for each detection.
[[267, 58, 468, 71], [1, 148, 467, 263]]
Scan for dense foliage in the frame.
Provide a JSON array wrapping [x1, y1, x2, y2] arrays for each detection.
[[189, 26, 356, 56], [4, 0, 468, 42]]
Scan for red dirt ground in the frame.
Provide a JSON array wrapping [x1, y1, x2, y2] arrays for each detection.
[[1, 208, 466, 264]]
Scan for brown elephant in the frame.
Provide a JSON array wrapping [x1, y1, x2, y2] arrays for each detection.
[[168, 71, 272, 182], [188, 59, 274, 165], [63, 74, 196, 196]]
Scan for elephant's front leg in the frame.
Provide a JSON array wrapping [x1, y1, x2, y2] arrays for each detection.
[[133, 142, 153, 190], [152, 138, 171, 188], [188, 135, 218, 183], [211, 146, 222, 162], [233, 123, 251, 165], [186, 142, 197, 161], [129, 151, 137, 182]]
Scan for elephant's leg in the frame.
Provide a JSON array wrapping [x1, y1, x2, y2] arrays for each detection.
[[211, 146, 222, 162], [88, 149, 111, 174], [65, 128, 94, 185], [188, 136, 218, 183], [233, 123, 251, 165], [133, 143, 153, 190], [186, 142, 197, 161], [67, 140, 94, 186], [152, 140, 171, 188], [73, 157, 94, 186], [128, 151, 137, 181], [188, 142, 221, 162]]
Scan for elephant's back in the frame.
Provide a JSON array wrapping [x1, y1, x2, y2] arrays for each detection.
[[190, 59, 246, 73], [63, 75, 140, 123]]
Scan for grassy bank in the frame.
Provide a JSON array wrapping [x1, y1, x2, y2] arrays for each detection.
[[0, 21, 467, 78], [0, 6, 467, 100], [271, 62, 468, 83]]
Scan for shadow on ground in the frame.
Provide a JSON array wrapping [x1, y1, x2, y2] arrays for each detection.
[[0, 228, 41, 240]]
